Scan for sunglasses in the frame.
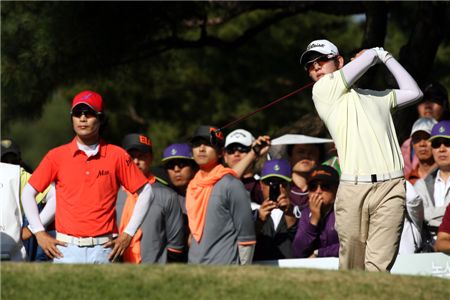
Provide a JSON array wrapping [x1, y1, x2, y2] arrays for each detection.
[[305, 55, 336, 72], [164, 159, 192, 170], [431, 138, 450, 149], [308, 182, 335, 192], [261, 178, 290, 188], [225, 145, 251, 154], [71, 109, 98, 118]]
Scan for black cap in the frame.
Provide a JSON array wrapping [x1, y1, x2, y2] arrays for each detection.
[[308, 165, 339, 185], [422, 82, 448, 105], [122, 133, 152, 153], [190, 125, 225, 148], [1, 139, 21, 159]]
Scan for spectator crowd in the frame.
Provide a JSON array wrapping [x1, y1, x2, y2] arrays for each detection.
[[1, 40, 450, 272]]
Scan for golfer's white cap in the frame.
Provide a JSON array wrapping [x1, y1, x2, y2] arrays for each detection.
[[300, 39, 339, 66]]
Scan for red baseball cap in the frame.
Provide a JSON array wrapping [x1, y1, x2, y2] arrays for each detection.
[[71, 90, 104, 113]]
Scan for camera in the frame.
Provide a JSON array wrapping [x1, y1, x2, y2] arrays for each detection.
[[269, 183, 280, 201]]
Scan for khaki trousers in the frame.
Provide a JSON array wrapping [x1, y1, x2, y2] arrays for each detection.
[[335, 178, 405, 272]]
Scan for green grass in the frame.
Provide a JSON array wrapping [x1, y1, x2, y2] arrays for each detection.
[[1, 263, 449, 300]]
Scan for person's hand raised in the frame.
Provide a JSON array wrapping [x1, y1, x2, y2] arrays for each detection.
[[276, 192, 291, 214], [308, 192, 323, 226], [258, 199, 277, 222], [252, 135, 271, 157]]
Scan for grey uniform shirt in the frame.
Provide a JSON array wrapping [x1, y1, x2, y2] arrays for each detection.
[[117, 181, 185, 264], [188, 174, 256, 265]]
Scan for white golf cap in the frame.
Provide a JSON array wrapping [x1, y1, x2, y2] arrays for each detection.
[[299, 39, 339, 66], [410, 117, 437, 137], [225, 129, 255, 148]]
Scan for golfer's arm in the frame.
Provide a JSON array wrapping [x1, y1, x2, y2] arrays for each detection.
[[384, 57, 423, 107], [341, 49, 378, 87]]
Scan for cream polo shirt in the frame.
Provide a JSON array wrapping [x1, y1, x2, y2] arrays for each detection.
[[312, 70, 403, 176]]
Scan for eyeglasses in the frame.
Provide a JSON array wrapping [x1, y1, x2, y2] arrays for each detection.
[[225, 145, 251, 154], [164, 159, 192, 170], [71, 109, 98, 118], [431, 138, 450, 149], [261, 178, 290, 188], [308, 182, 335, 192], [305, 55, 336, 72]]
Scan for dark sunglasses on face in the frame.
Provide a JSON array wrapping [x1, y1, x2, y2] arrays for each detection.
[[262, 178, 290, 188], [308, 181, 335, 192], [225, 145, 251, 154], [305, 55, 336, 72], [164, 159, 191, 170], [71, 109, 98, 118], [431, 138, 450, 149]]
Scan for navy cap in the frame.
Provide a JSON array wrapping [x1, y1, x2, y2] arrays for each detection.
[[429, 120, 450, 141], [162, 143, 193, 162], [260, 159, 292, 182]]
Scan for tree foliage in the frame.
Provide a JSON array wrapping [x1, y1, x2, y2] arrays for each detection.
[[2, 1, 450, 168]]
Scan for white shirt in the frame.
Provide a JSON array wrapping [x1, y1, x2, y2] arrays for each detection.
[[434, 170, 450, 207], [77, 142, 99, 157]]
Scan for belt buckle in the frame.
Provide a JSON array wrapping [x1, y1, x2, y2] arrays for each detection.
[[78, 237, 94, 247]]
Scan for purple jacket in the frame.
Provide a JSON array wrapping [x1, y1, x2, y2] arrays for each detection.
[[292, 207, 339, 258], [289, 184, 309, 211]]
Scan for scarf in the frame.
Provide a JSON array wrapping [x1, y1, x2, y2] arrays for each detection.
[[186, 164, 237, 242]]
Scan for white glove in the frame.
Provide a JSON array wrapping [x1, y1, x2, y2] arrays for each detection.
[[372, 47, 393, 64]]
